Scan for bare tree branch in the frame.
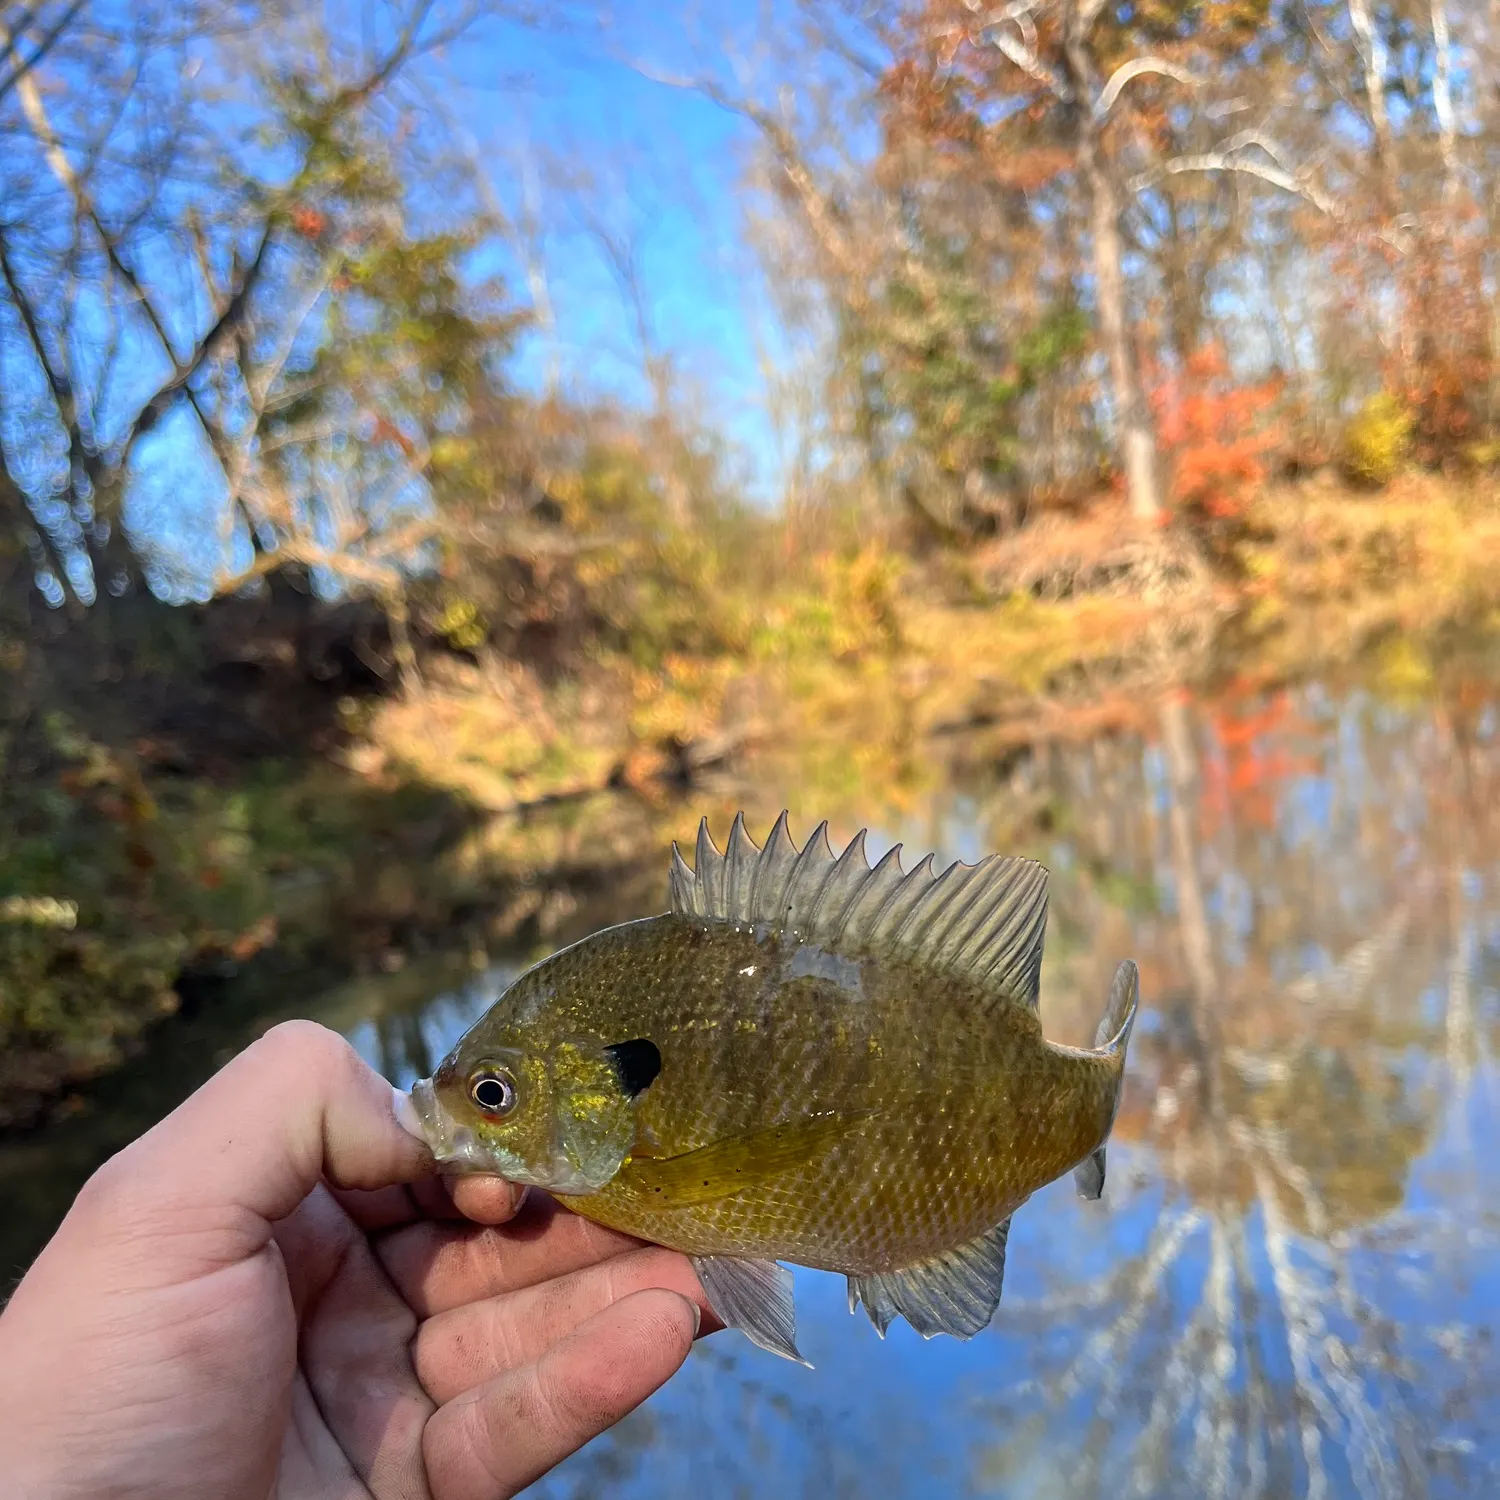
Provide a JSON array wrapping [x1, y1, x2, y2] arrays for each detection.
[[1139, 152, 1333, 210], [629, 59, 865, 282], [0, 228, 94, 491], [127, 225, 275, 451], [1095, 56, 1200, 121], [0, 0, 83, 107], [973, 0, 1072, 102], [1347, 0, 1394, 183], [246, 254, 340, 413], [330, 0, 481, 112]]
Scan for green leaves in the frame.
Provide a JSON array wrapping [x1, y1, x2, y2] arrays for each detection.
[[839, 239, 1088, 529]]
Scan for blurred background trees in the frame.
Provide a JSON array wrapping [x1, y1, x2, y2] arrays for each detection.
[[6, 0, 1500, 638]]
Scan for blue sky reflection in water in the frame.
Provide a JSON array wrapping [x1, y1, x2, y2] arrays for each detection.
[[351, 680, 1500, 1500]]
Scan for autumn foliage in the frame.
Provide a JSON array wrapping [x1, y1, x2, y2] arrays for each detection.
[[1151, 346, 1283, 532], [1391, 231, 1494, 467]]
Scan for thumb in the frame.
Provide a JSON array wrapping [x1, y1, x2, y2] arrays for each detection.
[[90, 1020, 433, 1234]]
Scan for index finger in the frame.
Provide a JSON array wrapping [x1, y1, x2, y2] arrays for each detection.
[[377, 1192, 650, 1317], [71, 1022, 432, 1265], [332, 1175, 526, 1233], [422, 1288, 698, 1500]]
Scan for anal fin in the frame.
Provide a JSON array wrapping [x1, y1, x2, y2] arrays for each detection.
[[693, 1254, 810, 1367], [848, 1217, 1011, 1340], [1075, 1146, 1106, 1200]]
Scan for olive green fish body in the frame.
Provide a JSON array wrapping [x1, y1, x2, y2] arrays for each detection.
[[410, 812, 1139, 1363], [554, 914, 1118, 1274]]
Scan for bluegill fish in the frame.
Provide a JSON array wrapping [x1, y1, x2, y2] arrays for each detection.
[[408, 813, 1138, 1363]]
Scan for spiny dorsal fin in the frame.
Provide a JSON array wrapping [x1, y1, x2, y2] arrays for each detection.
[[668, 812, 1050, 1007]]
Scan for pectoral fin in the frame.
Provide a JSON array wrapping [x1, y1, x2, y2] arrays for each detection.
[[693, 1255, 809, 1366], [848, 1216, 1012, 1339], [620, 1110, 874, 1206]]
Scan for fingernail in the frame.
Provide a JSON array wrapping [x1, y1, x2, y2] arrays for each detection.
[[391, 1086, 426, 1142], [691, 1301, 702, 1337]]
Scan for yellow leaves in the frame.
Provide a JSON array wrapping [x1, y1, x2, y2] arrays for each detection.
[[1343, 394, 1414, 488], [0, 896, 78, 930], [1374, 637, 1434, 704], [1233, 475, 1500, 677], [627, 655, 739, 747], [744, 546, 907, 673], [431, 591, 488, 651], [547, 469, 585, 512], [428, 435, 475, 471]]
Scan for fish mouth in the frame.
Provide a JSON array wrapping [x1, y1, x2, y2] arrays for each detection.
[[407, 1077, 498, 1175], [405, 1077, 606, 1193]]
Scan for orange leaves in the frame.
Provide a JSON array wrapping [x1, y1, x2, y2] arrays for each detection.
[[289, 204, 328, 240], [1387, 232, 1493, 466], [876, 0, 1065, 160], [1327, 224, 1495, 472], [1151, 345, 1283, 526], [226, 914, 278, 964], [996, 145, 1073, 192], [370, 414, 417, 459], [1199, 688, 1315, 835]]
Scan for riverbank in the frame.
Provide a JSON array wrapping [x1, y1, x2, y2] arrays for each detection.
[[5, 473, 1500, 1130]]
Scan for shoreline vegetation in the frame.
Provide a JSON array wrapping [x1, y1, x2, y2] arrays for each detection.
[[6, 470, 1500, 1132]]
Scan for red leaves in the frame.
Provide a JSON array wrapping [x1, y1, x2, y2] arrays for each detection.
[[370, 414, 417, 459], [1199, 689, 1315, 835], [1151, 345, 1283, 525], [289, 205, 328, 240]]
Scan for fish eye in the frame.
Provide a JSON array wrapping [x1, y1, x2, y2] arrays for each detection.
[[468, 1068, 518, 1117]]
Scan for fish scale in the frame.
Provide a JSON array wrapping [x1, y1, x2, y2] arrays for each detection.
[[409, 812, 1139, 1363]]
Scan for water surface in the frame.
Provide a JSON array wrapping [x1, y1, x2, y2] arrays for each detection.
[[8, 674, 1500, 1497]]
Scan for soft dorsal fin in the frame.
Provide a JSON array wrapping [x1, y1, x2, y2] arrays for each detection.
[[669, 812, 1050, 1008]]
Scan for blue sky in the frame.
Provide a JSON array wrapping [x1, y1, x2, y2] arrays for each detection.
[[6, 1, 850, 601], [428, 4, 808, 497]]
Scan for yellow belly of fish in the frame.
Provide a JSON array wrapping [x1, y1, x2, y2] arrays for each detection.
[[564, 1100, 1099, 1274]]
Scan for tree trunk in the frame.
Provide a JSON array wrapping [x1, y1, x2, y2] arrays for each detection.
[[1160, 696, 1217, 1005], [1431, 0, 1459, 204], [1349, 0, 1396, 212], [1064, 5, 1163, 525], [1089, 160, 1161, 523]]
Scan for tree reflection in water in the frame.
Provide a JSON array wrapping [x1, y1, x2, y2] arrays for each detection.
[[962, 684, 1500, 1499]]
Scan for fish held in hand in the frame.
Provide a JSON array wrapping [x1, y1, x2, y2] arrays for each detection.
[[408, 812, 1139, 1364]]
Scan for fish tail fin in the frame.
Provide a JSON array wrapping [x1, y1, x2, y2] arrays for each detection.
[[1075, 960, 1138, 1201]]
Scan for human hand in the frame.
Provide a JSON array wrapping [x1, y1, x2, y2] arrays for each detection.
[[0, 1020, 716, 1499]]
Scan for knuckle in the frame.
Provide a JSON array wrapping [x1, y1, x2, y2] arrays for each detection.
[[251, 1019, 362, 1088], [256, 1017, 347, 1065], [70, 1144, 153, 1228]]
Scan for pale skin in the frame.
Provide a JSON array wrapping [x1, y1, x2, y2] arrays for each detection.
[[0, 1020, 719, 1500]]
